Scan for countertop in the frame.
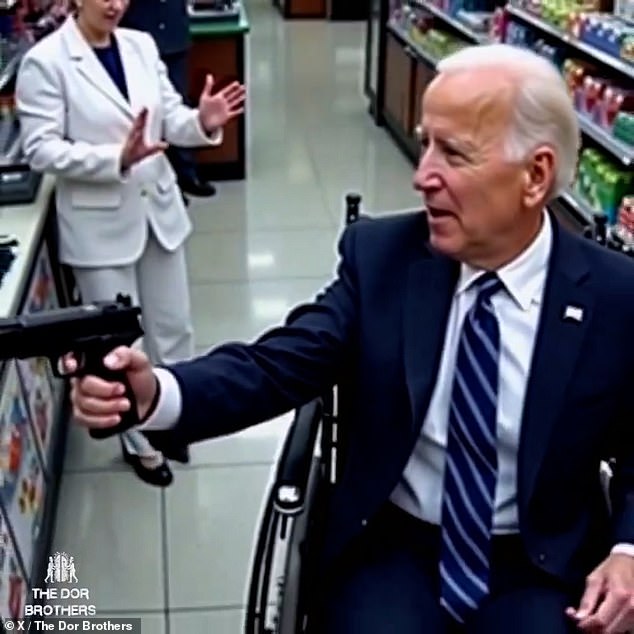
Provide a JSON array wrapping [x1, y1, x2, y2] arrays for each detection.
[[190, 5, 250, 36], [0, 174, 55, 319]]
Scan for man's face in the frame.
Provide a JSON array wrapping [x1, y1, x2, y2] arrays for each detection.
[[413, 70, 545, 267]]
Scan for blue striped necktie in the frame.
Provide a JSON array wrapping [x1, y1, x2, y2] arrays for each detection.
[[440, 271, 504, 624]]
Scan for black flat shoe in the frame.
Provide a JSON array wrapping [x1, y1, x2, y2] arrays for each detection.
[[178, 175, 216, 198], [142, 430, 190, 464], [121, 442, 173, 487], [164, 445, 190, 464]]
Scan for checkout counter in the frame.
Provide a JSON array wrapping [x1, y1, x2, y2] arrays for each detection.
[[0, 174, 73, 624], [0, 1, 249, 626], [189, 3, 250, 180]]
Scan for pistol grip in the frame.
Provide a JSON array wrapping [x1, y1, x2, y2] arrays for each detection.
[[90, 371, 140, 439], [79, 352, 141, 439]]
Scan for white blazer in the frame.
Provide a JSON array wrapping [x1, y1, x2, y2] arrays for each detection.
[[15, 16, 222, 267]]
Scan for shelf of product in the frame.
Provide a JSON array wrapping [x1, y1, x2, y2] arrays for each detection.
[[410, 0, 493, 42], [502, 24, 634, 226], [504, 24, 634, 168], [388, 20, 442, 67], [573, 145, 633, 222], [560, 188, 597, 222], [388, 3, 471, 64], [373, 0, 634, 236], [506, 4, 634, 77], [610, 195, 634, 247], [0, 360, 46, 585], [578, 113, 634, 166], [0, 508, 28, 623], [15, 241, 65, 471]]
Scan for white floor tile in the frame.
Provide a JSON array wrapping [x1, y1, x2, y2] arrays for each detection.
[[170, 608, 244, 634], [186, 227, 340, 284], [190, 277, 332, 347], [165, 464, 272, 609], [178, 411, 292, 469], [51, 473, 164, 612], [63, 424, 127, 473]]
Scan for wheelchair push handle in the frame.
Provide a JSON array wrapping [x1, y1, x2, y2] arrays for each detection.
[[345, 193, 362, 225], [274, 398, 324, 514]]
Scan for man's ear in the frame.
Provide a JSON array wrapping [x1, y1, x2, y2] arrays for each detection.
[[523, 145, 556, 207]]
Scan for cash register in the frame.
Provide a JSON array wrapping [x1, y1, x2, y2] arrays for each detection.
[[0, 0, 55, 206], [188, 0, 241, 21]]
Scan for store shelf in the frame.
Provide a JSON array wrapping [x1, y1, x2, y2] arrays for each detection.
[[506, 5, 634, 79], [411, 0, 489, 43], [560, 188, 597, 224], [577, 114, 634, 167], [387, 21, 441, 68]]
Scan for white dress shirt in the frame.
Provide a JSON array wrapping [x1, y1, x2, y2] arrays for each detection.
[[142, 211, 634, 556], [391, 212, 552, 533]]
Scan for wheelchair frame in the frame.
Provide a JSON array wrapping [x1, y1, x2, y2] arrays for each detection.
[[244, 193, 615, 634], [245, 193, 365, 634]]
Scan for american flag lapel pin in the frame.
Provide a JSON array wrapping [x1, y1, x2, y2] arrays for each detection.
[[563, 305, 584, 322]]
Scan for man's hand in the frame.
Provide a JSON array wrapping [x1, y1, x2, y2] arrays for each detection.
[[566, 553, 634, 633], [67, 346, 158, 429], [120, 108, 168, 172], [197, 74, 246, 133]]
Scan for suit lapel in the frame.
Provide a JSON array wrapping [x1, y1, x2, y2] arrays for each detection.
[[116, 34, 149, 117], [518, 217, 593, 506], [61, 17, 133, 119], [403, 246, 459, 434]]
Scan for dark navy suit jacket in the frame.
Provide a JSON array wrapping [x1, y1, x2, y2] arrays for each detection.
[[164, 210, 634, 585]]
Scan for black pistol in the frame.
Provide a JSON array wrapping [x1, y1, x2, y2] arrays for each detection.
[[0, 293, 144, 439]]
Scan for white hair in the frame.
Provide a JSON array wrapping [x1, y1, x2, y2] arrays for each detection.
[[436, 44, 580, 200]]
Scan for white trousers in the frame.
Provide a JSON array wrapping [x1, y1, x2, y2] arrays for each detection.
[[72, 228, 195, 457]]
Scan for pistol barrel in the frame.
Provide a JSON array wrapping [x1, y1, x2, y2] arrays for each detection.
[[0, 296, 143, 363]]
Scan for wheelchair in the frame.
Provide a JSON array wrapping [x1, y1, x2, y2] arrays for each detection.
[[244, 193, 364, 634], [244, 194, 617, 634]]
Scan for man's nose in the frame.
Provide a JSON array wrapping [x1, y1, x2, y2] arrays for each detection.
[[413, 153, 441, 194]]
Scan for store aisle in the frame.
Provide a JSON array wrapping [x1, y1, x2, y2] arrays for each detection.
[[52, 0, 419, 631]]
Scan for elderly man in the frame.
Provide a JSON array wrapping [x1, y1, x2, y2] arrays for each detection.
[[68, 44, 634, 633]]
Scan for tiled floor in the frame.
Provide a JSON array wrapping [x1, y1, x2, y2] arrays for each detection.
[[52, 0, 419, 631]]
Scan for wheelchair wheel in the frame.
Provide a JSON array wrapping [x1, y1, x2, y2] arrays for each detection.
[[275, 453, 328, 633]]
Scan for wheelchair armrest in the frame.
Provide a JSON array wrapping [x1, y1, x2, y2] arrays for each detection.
[[273, 398, 324, 516]]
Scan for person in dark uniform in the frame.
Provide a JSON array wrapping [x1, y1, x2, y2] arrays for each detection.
[[120, 0, 216, 198]]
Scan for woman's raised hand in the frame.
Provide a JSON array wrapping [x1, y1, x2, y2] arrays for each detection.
[[120, 108, 168, 172]]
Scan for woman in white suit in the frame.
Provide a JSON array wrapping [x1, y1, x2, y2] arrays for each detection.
[[15, 0, 245, 486]]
